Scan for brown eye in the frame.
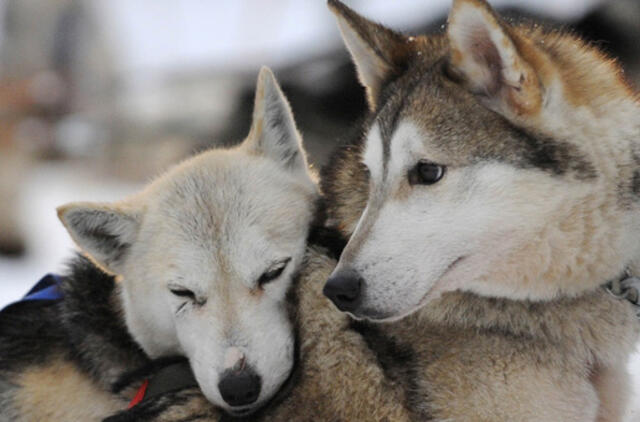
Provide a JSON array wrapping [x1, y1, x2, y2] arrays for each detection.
[[410, 161, 446, 185]]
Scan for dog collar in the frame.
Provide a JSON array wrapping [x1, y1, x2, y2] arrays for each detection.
[[128, 360, 198, 408], [605, 269, 640, 319]]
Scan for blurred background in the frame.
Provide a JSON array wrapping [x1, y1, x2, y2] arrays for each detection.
[[0, 0, 639, 415]]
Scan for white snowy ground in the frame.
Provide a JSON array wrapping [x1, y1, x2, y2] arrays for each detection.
[[1, 162, 639, 420]]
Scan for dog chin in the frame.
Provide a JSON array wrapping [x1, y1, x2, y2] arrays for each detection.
[[348, 307, 392, 322], [225, 405, 261, 418], [355, 284, 449, 323], [351, 304, 420, 323], [355, 257, 468, 323]]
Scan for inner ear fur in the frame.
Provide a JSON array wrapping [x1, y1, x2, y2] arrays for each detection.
[[57, 202, 140, 275], [446, 0, 544, 118], [328, 0, 414, 110]]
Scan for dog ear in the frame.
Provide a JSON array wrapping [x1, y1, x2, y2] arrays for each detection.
[[328, 0, 412, 110], [246, 67, 309, 175], [57, 202, 140, 274], [447, 0, 542, 118]]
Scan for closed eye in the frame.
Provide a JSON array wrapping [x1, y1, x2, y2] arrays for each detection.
[[169, 287, 196, 300], [258, 258, 291, 287]]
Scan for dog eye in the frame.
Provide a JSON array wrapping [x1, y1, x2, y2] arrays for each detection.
[[258, 258, 291, 287], [169, 288, 196, 300], [410, 161, 446, 185]]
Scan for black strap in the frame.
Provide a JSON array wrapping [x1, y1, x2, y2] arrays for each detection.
[[142, 360, 199, 403]]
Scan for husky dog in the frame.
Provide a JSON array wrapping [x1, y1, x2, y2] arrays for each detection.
[[104, 2, 639, 420], [105, 245, 413, 422], [0, 68, 411, 421], [320, 0, 640, 420], [100, 71, 412, 422]]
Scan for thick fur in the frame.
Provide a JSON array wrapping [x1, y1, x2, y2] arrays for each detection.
[[60, 2, 640, 421], [106, 245, 412, 422], [0, 68, 412, 421], [350, 289, 638, 421], [0, 256, 145, 421], [103, 5, 640, 418], [54, 67, 318, 416], [1, 247, 411, 422], [321, 0, 640, 420]]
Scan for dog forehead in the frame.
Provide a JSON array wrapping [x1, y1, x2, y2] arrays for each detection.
[[164, 156, 310, 242], [369, 63, 596, 180], [148, 153, 308, 243]]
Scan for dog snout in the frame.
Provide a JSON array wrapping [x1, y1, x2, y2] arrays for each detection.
[[223, 347, 245, 371], [323, 269, 363, 312], [218, 366, 262, 407]]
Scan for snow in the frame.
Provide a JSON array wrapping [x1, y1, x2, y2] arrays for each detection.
[[0, 162, 142, 306], [89, 0, 604, 79], [0, 162, 638, 420]]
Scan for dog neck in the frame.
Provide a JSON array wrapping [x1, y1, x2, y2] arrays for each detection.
[[60, 254, 150, 391], [418, 286, 637, 361]]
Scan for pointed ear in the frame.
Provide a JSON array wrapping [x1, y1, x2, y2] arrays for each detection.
[[447, 0, 543, 117], [328, 0, 412, 110], [245, 67, 309, 174], [57, 202, 140, 274]]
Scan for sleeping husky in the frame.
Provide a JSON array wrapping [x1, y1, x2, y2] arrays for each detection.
[[0, 68, 411, 421]]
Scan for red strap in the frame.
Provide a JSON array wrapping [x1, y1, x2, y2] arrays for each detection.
[[128, 379, 149, 409]]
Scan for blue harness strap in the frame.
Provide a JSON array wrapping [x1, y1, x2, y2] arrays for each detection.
[[1, 273, 64, 312]]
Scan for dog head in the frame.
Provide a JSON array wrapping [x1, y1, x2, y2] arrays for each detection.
[[58, 68, 317, 415], [323, 0, 640, 321]]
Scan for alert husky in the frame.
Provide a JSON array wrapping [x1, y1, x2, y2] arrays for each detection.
[[321, 0, 640, 420], [0, 68, 410, 421]]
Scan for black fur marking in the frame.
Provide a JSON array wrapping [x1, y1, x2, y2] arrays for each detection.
[[617, 168, 640, 209], [0, 254, 148, 394], [307, 197, 348, 259], [306, 225, 347, 261], [330, 58, 598, 190], [511, 126, 598, 180], [283, 149, 299, 168], [263, 97, 300, 168], [377, 94, 403, 176], [319, 115, 371, 239], [632, 170, 640, 197], [0, 300, 68, 373], [60, 255, 149, 389], [349, 321, 431, 421], [630, 146, 640, 200]]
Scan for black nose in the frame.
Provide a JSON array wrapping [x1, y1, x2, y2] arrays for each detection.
[[218, 368, 262, 407], [323, 270, 363, 312]]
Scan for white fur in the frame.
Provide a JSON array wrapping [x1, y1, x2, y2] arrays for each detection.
[[362, 123, 384, 183], [58, 68, 318, 415], [336, 117, 640, 321]]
